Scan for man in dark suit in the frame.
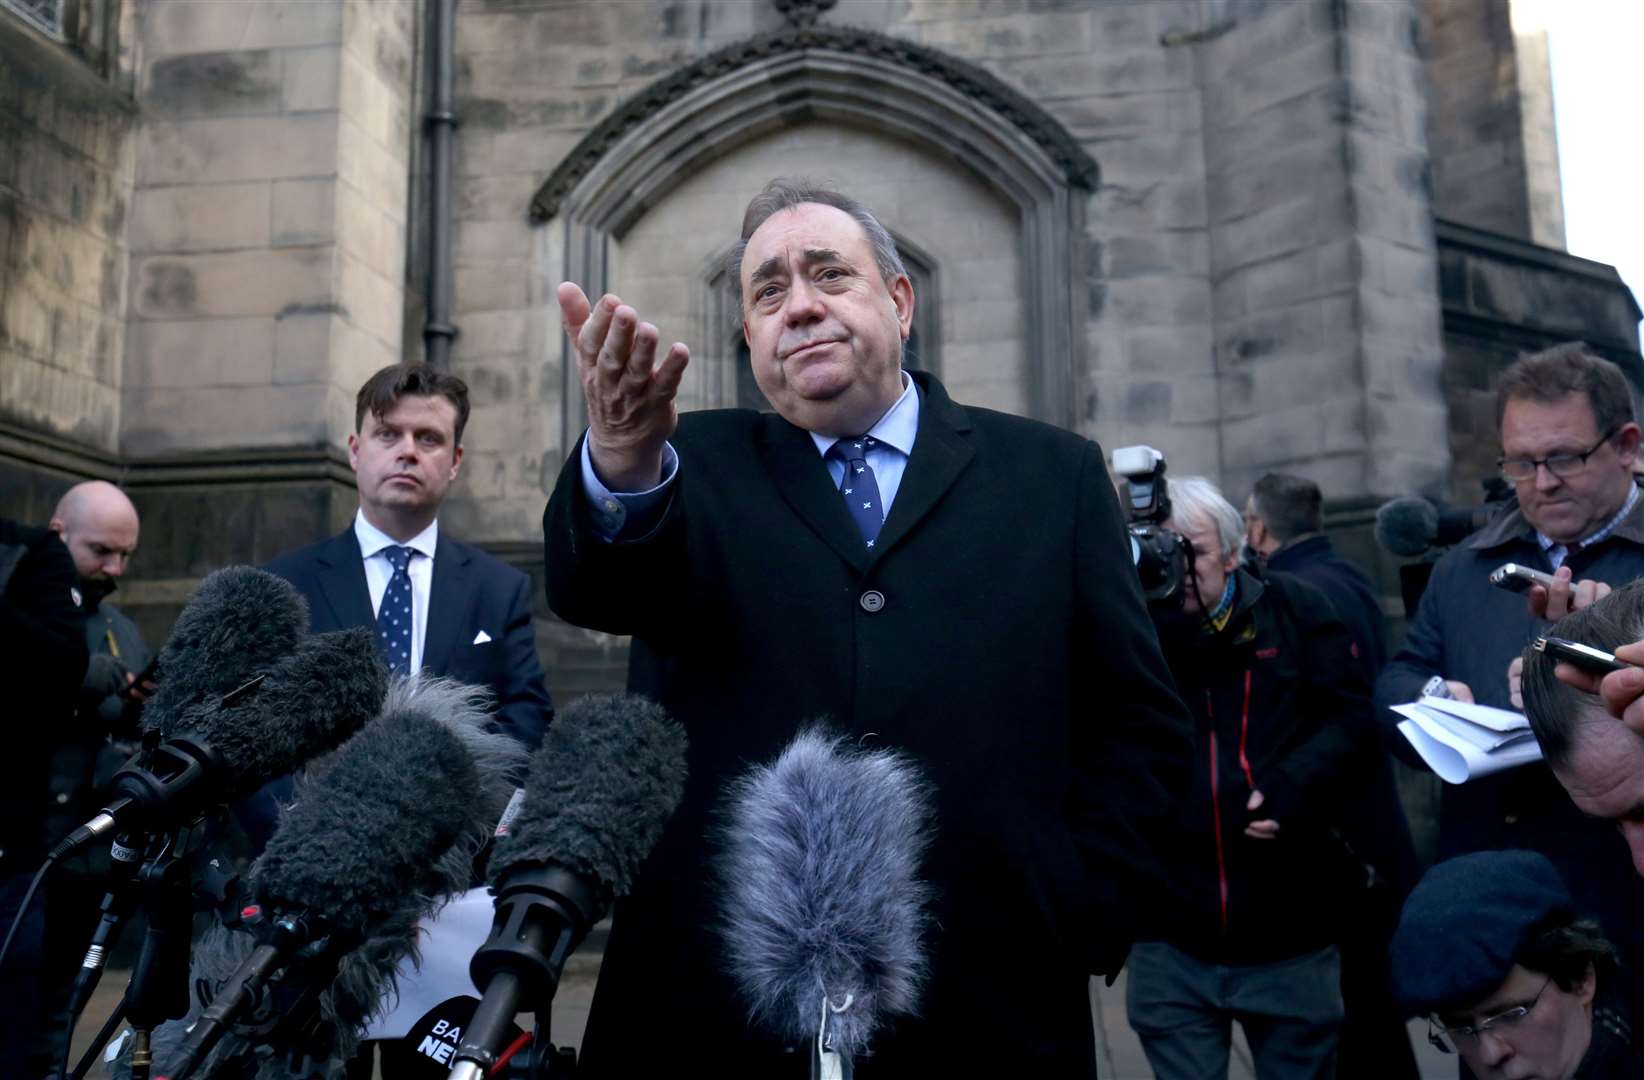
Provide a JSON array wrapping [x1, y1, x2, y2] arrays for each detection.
[[544, 180, 1192, 1076], [244, 363, 552, 846]]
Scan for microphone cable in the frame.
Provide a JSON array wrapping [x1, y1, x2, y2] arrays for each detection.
[[0, 852, 57, 970]]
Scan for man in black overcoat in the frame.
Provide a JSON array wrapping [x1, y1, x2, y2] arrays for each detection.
[[543, 180, 1193, 1076]]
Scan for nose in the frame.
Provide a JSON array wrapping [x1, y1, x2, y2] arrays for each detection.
[[104, 553, 127, 578], [782, 276, 826, 326], [1471, 1029, 1512, 1068], [1534, 462, 1563, 491], [1621, 821, 1644, 877]]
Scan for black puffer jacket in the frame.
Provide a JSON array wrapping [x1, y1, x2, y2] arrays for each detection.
[[1146, 569, 1381, 965]]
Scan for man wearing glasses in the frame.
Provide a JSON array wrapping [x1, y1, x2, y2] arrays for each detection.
[[1373, 342, 1644, 1024], [1389, 850, 1642, 1079]]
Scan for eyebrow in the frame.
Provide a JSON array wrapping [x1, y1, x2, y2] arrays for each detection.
[[747, 247, 852, 287]]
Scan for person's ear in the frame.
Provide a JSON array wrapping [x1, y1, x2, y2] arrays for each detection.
[[1614, 422, 1641, 468], [890, 276, 914, 340]]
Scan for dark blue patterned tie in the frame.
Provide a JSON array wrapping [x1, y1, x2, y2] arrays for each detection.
[[831, 436, 885, 549], [376, 546, 414, 674]]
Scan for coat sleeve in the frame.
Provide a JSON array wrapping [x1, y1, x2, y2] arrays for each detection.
[[1067, 441, 1194, 974], [1257, 577, 1379, 826], [1372, 558, 1453, 770], [489, 567, 554, 748], [1, 529, 89, 715], [543, 431, 690, 643]]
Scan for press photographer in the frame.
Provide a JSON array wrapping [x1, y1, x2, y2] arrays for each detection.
[[1114, 452, 1408, 1080]]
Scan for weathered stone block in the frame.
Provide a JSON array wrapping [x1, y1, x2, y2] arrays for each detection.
[[126, 316, 277, 389], [336, 250, 406, 351], [0, 352, 120, 448], [1051, 89, 1202, 139], [1203, 36, 1340, 132], [130, 182, 271, 253], [1106, 230, 1210, 279], [143, 49, 281, 117], [455, 219, 534, 264], [272, 311, 336, 385], [272, 177, 337, 247], [338, 49, 410, 163], [996, 45, 1195, 101], [1105, 274, 1211, 328], [145, 0, 343, 58], [334, 179, 404, 272], [138, 113, 339, 185], [336, 115, 409, 222], [132, 247, 333, 320], [282, 45, 342, 113]]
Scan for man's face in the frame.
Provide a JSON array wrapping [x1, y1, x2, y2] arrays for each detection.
[[1439, 963, 1594, 1080], [55, 505, 139, 585], [348, 395, 463, 530], [1500, 394, 1640, 544], [1242, 496, 1272, 557], [1554, 717, 1644, 876], [739, 202, 913, 438], [1166, 515, 1237, 614]]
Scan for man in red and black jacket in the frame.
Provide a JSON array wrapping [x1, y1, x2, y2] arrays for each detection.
[[1125, 476, 1395, 1080]]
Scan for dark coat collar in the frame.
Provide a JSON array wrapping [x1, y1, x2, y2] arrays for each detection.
[[754, 370, 975, 571], [1467, 478, 1644, 552]]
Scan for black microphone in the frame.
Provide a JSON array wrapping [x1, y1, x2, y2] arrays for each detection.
[[717, 728, 933, 1076], [1374, 496, 1497, 557], [51, 625, 388, 858], [448, 693, 688, 1080], [140, 565, 310, 733], [164, 677, 527, 1079]]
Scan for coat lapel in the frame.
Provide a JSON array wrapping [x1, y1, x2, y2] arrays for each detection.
[[313, 530, 374, 632], [423, 532, 472, 674], [758, 417, 872, 573], [872, 372, 974, 559]]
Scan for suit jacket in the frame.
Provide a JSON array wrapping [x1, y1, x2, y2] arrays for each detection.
[[238, 527, 553, 848], [543, 372, 1192, 1077]]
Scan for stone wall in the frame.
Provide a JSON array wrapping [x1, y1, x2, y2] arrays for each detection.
[[121, 0, 417, 458], [0, 9, 135, 457], [1420, 0, 1564, 248]]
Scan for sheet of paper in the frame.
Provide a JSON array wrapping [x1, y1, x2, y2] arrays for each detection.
[[1394, 712, 1544, 784], [1419, 708, 1536, 753], [1417, 695, 1531, 733]]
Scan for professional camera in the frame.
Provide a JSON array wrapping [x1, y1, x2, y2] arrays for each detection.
[[1113, 445, 1191, 609]]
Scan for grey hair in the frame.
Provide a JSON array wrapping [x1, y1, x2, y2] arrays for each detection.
[[1166, 475, 1245, 559], [726, 178, 908, 308]]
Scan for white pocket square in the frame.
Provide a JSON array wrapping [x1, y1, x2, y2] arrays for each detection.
[[472, 630, 492, 645]]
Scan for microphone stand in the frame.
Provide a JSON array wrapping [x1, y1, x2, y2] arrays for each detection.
[[78, 815, 214, 1080], [448, 867, 594, 1080]]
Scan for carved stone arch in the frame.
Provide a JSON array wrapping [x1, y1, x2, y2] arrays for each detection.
[[536, 24, 1098, 433]]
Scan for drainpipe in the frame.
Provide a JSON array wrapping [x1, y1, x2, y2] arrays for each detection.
[[423, 0, 458, 367]]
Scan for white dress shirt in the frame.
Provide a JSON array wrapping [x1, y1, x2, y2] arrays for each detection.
[[354, 510, 438, 674], [581, 372, 921, 540]]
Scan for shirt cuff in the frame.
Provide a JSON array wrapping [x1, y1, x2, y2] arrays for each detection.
[[581, 436, 679, 542]]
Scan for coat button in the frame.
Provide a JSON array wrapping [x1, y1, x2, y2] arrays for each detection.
[[859, 589, 886, 613], [55, 792, 69, 805]]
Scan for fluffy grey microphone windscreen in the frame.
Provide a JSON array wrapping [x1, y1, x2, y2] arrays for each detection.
[[160, 626, 389, 794], [143, 566, 310, 728], [488, 692, 688, 916], [717, 728, 933, 1060]]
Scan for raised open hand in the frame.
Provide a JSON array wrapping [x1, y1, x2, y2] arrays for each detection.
[[559, 282, 690, 491]]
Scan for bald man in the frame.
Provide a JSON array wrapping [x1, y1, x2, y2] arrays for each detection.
[[40, 481, 152, 1065]]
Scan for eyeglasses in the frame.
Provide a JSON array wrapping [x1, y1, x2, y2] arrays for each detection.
[[1498, 427, 1619, 482], [1427, 976, 1553, 1054]]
